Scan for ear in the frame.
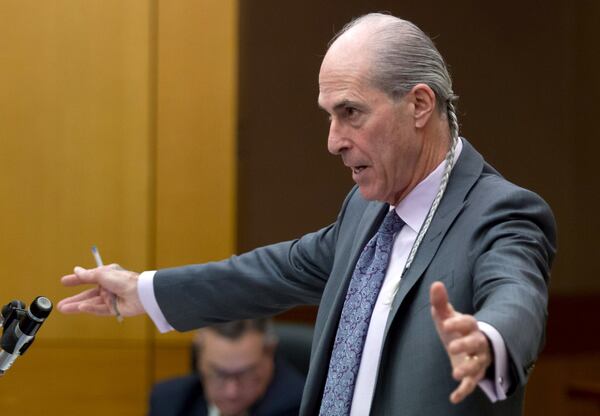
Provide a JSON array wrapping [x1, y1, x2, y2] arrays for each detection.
[[264, 338, 279, 356], [410, 83, 437, 128], [193, 329, 206, 346], [191, 332, 204, 374]]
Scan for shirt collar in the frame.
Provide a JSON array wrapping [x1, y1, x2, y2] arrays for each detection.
[[393, 138, 463, 233], [207, 404, 249, 416]]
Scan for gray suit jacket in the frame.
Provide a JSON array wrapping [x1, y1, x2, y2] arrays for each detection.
[[154, 139, 556, 415]]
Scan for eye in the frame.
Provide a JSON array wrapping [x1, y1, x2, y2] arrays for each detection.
[[344, 106, 358, 119]]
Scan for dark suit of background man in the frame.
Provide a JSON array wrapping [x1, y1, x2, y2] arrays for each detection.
[[149, 319, 305, 416], [58, 12, 556, 416]]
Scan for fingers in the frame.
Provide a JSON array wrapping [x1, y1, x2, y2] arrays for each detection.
[[99, 288, 119, 317], [430, 281, 454, 322], [450, 345, 491, 403], [57, 287, 100, 313], [57, 287, 114, 316], [78, 300, 113, 316], [428, 282, 494, 404], [57, 290, 112, 316], [58, 286, 101, 304], [446, 332, 492, 404], [450, 333, 492, 379], [61, 265, 126, 293], [447, 326, 488, 356], [58, 267, 112, 315], [430, 281, 460, 348], [452, 352, 491, 381], [450, 375, 480, 404], [59, 264, 143, 318], [443, 314, 478, 335], [61, 266, 99, 286]]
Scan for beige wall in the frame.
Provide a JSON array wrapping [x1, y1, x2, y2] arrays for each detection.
[[0, 0, 236, 414]]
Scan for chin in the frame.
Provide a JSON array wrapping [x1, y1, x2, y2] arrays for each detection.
[[357, 185, 374, 200], [358, 186, 386, 203], [217, 404, 247, 416]]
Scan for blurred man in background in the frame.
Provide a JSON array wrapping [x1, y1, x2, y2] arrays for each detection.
[[149, 318, 305, 416]]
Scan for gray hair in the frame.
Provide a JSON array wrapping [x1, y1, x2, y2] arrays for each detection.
[[329, 13, 459, 144]]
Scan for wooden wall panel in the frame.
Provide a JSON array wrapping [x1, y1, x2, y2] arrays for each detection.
[[0, 0, 237, 412], [152, 341, 191, 382], [152, 0, 238, 375], [155, 0, 237, 270], [525, 354, 600, 416], [0, 340, 150, 415], [0, 1, 154, 414], [0, 0, 153, 341]]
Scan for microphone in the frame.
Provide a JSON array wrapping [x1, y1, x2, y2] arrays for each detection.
[[0, 296, 52, 375]]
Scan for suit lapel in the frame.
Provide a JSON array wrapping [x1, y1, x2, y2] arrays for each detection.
[[302, 199, 387, 414], [382, 201, 465, 337], [322, 201, 388, 337], [383, 139, 484, 339]]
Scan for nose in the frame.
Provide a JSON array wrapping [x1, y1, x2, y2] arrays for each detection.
[[327, 119, 350, 155]]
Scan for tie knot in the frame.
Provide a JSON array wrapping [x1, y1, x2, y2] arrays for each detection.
[[380, 209, 404, 235]]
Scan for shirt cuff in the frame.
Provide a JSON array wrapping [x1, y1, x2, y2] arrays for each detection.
[[477, 321, 510, 402], [137, 270, 174, 333]]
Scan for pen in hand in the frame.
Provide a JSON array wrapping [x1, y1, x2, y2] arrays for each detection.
[[91, 245, 123, 323]]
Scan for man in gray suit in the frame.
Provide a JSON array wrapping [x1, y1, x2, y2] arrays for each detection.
[[58, 13, 555, 415]]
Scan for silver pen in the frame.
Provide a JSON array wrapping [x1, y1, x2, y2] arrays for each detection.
[[91, 245, 123, 322]]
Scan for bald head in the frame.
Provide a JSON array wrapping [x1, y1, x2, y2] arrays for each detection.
[[324, 14, 456, 113], [320, 15, 388, 97]]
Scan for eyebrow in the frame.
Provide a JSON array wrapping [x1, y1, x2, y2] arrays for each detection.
[[318, 99, 364, 113], [209, 362, 257, 375]]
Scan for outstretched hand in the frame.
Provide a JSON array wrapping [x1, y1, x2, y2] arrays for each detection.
[[57, 265, 144, 318], [430, 281, 492, 404]]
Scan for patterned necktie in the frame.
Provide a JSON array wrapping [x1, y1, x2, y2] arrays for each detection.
[[319, 209, 404, 415]]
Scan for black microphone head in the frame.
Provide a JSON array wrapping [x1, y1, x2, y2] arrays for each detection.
[[29, 297, 52, 320]]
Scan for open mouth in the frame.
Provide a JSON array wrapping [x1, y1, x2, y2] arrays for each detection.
[[352, 166, 367, 174]]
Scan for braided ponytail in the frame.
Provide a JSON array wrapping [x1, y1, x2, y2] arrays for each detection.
[[446, 95, 460, 147]]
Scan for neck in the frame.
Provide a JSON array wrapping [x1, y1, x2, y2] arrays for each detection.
[[391, 127, 451, 205]]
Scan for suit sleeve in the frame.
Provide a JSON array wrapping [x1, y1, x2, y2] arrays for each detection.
[[471, 183, 557, 390], [152, 187, 359, 332]]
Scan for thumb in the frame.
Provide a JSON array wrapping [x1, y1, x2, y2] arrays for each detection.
[[430, 281, 454, 321], [73, 266, 96, 283], [73, 266, 120, 292]]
